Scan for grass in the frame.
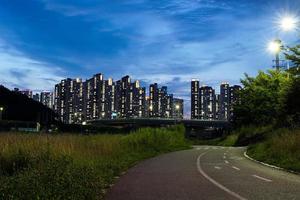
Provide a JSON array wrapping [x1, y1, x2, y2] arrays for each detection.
[[0, 125, 190, 200], [192, 125, 274, 147], [191, 125, 300, 174], [247, 128, 300, 173], [191, 134, 239, 147]]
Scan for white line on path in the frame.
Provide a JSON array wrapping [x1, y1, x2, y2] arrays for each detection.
[[223, 156, 226, 159], [225, 160, 229, 164], [197, 152, 247, 200], [214, 166, 222, 170], [232, 166, 241, 171], [252, 175, 272, 182]]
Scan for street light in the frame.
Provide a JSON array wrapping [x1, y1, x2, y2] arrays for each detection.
[[270, 15, 299, 70], [268, 39, 283, 69], [279, 16, 298, 32], [175, 104, 180, 110], [0, 107, 3, 121], [268, 40, 281, 54]]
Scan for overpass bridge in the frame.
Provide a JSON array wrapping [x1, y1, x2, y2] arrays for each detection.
[[87, 118, 231, 138]]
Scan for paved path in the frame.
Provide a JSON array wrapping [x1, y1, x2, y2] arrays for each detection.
[[106, 146, 300, 200]]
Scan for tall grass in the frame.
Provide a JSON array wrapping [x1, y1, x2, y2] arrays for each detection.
[[247, 128, 300, 172], [0, 125, 189, 200]]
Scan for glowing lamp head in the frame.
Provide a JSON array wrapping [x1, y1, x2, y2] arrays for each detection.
[[280, 16, 298, 31], [175, 104, 180, 110], [0, 107, 3, 111], [268, 40, 281, 54]]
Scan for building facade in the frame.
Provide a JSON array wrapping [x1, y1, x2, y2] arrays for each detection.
[[219, 83, 230, 120], [148, 84, 175, 118], [190, 80, 241, 121], [53, 74, 164, 123], [173, 98, 184, 119], [40, 91, 54, 109], [200, 86, 216, 120], [229, 85, 242, 121], [191, 79, 200, 119]]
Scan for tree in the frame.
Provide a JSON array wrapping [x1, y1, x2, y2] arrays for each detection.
[[281, 77, 300, 127], [285, 45, 300, 75], [283, 45, 300, 126], [233, 70, 291, 127]]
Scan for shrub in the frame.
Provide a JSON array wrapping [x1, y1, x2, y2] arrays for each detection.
[[248, 128, 300, 172], [0, 125, 189, 199]]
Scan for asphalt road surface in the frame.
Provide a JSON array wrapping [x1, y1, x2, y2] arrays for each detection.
[[106, 146, 300, 200]]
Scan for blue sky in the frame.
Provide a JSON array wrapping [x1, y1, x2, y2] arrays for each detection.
[[0, 0, 299, 115]]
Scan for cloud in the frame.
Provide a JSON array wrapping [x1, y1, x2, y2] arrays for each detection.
[[0, 38, 64, 91], [1, 0, 299, 117]]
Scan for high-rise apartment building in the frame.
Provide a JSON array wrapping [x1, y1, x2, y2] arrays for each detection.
[[191, 79, 200, 119], [149, 83, 159, 118], [40, 91, 54, 109], [32, 93, 40, 102], [104, 78, 115, 119], [54, 78, 84, 124], [53, 74, 179, 124], [215, 94, 220, 120], [54, 78, 72, 123], [229, 85, 242, 121], [173, 98, 184, 119], [114, 77, 146, 118], [71, 78, 84, 123], [132, 80, 146, 118], [149, 84, 174, 118], [219, 82, 230, 120], [85, 73, 105, 120], [200, 86, 216, 120], [190, 80, 241, 121], [145, 96, 150, 118]]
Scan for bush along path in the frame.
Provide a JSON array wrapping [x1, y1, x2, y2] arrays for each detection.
[[0, 125, 190, 200]]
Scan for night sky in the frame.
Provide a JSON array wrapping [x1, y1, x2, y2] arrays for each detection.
[[0, 0, 299, 116]]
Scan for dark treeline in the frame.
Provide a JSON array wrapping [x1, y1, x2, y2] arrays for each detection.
[[0, 85, 57, 127]]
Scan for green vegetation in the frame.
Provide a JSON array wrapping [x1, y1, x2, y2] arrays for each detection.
[[233, 70, 292, 126], [230, 54, 300, 172], [196, 48, 300, 172], [247, 129, 300, 172], [0, 125, 190, 200], [285, 44, 300, 75], [191, 134, 239, 147]]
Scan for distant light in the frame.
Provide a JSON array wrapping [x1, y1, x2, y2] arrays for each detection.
[[149, 105, 153, 111], [279, 16, 298, 31], [175, 104, 180, 110], [268, 40, 281, 54], [82, 121, 87, 125], [0, 107, 3, 111]]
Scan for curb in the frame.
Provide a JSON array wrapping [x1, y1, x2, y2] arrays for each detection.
[[243, 150, 300, 175]]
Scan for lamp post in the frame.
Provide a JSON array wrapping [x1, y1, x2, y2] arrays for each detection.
[[268, 39, 283, 70], [268, 15, 299, 70], [0, 107, 3, 121]]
